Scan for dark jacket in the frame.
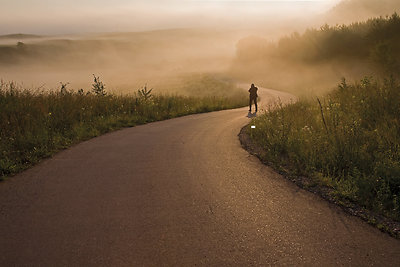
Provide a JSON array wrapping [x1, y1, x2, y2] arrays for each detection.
[[249, 86, 258, 98]]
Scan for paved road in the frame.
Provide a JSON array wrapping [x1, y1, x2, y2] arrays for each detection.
[[1, 87, 400, 266]]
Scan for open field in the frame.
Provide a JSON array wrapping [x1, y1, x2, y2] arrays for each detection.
[[0, 29, 246, 93]]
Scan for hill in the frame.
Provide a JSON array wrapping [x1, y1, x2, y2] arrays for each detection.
[[0, 34, 43, 40], [0, 28, 242, 93], [231, 13, 400, 95], [327, 0, 400, 24]]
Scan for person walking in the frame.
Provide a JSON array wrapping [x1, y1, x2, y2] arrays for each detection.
[[248, 83, 258, 112]]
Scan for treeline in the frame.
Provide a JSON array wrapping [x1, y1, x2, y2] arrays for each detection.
[[232, 13, 400, 94], [278, 13, 400, 72]]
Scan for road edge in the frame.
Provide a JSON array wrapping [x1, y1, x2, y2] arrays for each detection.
[[238, 124, 400, 240]]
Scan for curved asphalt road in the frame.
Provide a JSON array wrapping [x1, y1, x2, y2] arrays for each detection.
[[1, 87, 400, 266]]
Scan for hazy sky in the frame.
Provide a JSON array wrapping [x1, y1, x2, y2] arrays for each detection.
[[0, 0, 340, 35]]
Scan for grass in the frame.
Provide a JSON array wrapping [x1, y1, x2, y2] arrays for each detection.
[[0, 78, 247, 179], [179, 74, 244, 98], [248, 77, 400, 220]]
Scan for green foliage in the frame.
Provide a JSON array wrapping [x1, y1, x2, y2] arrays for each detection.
[[0, 80, 247, 180], [249, 77, 400, 220], [277, 13, 400, 71], [233, 14, 400, 94]]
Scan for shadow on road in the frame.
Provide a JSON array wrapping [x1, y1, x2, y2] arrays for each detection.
[[247, 112, 257, 118]]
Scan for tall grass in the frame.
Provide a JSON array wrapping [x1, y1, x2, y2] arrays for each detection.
[[248, 77, 400, 220], [0, 80, 247, 179]]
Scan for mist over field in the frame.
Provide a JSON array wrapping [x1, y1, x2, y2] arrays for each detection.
[[231, 0, 400, 95], [0, 29, 244, 93], [0, 0, 399, 96], [0, 0, 338, 95], [326, 0, 400, 24], [0, 0, 338, 35]]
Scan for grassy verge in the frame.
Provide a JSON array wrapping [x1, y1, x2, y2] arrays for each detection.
[[247, 77, 400, 225], [0, 79, 247, 179]]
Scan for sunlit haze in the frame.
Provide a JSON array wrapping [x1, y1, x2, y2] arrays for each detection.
[[0, 0, 339, 34]]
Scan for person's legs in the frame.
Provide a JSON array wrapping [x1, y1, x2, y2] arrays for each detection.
[[254, 97, 258, 112], [249, 97, 252, 112]]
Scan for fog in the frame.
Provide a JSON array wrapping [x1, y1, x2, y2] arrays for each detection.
[[1, 0, 398, 96], [325, 0, 400, 24], [0, 29, 249, 93], [0, 1, 338, 35]]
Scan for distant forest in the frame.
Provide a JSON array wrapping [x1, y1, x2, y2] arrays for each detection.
[[232, 13, 400, 94]]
